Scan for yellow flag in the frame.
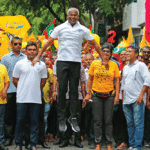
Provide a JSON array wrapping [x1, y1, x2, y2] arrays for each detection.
[[0, 15, 31, 36], [0, 31, 11, 59], [127, 25, 135, 45], [28, 33, 36, 42], [37, 35, 45, 43], [22, 32, 28, 42], [139, 27, 150, 48]]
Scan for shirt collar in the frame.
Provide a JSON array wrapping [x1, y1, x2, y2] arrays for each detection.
[[128, 59, 139, 66], [10, 51, 24, 57]]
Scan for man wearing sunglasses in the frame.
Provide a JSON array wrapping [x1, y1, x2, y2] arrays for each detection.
[[1, 37, 26, 146]]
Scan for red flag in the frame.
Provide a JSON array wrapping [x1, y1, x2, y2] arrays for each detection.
[[145, 0, 150, 43], [43, 19, 56, 39]]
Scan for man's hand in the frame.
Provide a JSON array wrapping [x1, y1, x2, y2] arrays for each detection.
[[0, 89, 7, 99], [114, 96, 119, 106], [52, 91, 57, 101], [136, 95, 143, 105], [84, 93, 92, 102], [32, 57, 40, 66], [146, 101, 150, 109], [82, 100, 86, 109]]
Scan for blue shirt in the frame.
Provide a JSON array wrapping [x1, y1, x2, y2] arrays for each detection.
[[1, 51, 26, 93], [122, 60, 150, 104]]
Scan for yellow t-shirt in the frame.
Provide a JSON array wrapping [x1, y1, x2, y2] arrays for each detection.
[[88, 60, 120, 93], [0, 64, 10, 104], [43, 68, 53, 103]]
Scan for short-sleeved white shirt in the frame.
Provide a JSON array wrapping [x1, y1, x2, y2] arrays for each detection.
[[13, 58, 47, 104], [50, 20, 94, 62]]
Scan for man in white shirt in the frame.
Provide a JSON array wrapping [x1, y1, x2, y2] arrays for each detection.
[[12, 42, 47, 150], [33, 7, 104, 133], [122, 46, 150, 150]]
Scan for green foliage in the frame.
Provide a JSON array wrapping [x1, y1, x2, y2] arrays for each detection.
[[0, 0, 123, 36]]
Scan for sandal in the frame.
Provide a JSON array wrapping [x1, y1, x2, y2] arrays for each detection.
[[117, 142, 127, 150]]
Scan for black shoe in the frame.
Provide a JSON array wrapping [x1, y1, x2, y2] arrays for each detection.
[[53, 138, 61, 145], [40, 142, 50, 148], [15, 146, 22, 150], [4, 140, 12, 146], [74, 141, 83, 148], [0, 144, 8, 150], [59, 119, 67, 132], [67, 117, 80, 132], [59, 142, 68, 148]]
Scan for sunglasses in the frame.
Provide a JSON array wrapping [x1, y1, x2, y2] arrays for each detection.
[[14, 43, 22, 46], [143, 51, 150, 54], [103, 50, 110, 53]]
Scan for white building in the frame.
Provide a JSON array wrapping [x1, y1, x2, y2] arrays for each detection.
[[123, 0, 145, 47]]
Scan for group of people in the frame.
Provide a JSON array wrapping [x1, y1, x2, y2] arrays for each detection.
[[0, 7, 150, 150]]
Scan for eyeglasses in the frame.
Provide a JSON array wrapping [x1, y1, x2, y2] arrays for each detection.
[[103, 50, 110, 53], [143, 51, 150, 54], [14, 43, 22, 46]]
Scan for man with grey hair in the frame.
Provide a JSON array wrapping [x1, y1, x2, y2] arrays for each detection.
[[33, 7, 104, 133]]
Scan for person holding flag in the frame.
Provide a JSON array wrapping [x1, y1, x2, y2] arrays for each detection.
[[33, 7, 105, 134]]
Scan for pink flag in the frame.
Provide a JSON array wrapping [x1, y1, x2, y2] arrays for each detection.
[[145, 0, 150, 43]]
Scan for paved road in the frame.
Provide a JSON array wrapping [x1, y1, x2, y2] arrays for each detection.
[[7, 140, 150, 150]]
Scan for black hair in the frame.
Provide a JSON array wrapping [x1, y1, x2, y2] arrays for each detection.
[[26, 42, 37, 50], [101, 42, 114, 54], [128, 46, 139, 54], [142, 46, 150, 50], [11, 37, 22, 44]]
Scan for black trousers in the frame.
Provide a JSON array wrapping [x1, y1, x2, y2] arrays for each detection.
[[56, 61, 81, 120], [92, 94, 114, 146], [4, 93, 17, 141], [113, 100, 128, 146], [61, 99, 82, 143]]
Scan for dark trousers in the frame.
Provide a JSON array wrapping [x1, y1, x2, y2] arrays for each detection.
[[84, 103, 95, 143], [144, 106, 150, 142], [24, 99, 46, 144], [47, 101, 57, 137], [4, 93, 16, 141], [56, 61, 81, 120], [62, 99, 81, 143], [0, 104, 6, 144], [113, 100, 128, 146], [15, 103, 40, 148], [92, 94, 114, 146]]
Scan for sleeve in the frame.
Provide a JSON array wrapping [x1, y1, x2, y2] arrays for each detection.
[[41, 63, 48, 79], [80, 65, 86, 82], [121, 69, 125, 90], [114, 63, 120, 78], [88, 61, 95, 76], [3, 66, 10, 83], [140, 63, 150, 87], [83, 28, 94, 41], [12, 62, 21, 78], [50, 26, 60, 39]]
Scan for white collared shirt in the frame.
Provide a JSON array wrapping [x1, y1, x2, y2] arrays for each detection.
[[50, 20, 94, 62], [122, 60, 150, 104], [13, 58, 47, 104]]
